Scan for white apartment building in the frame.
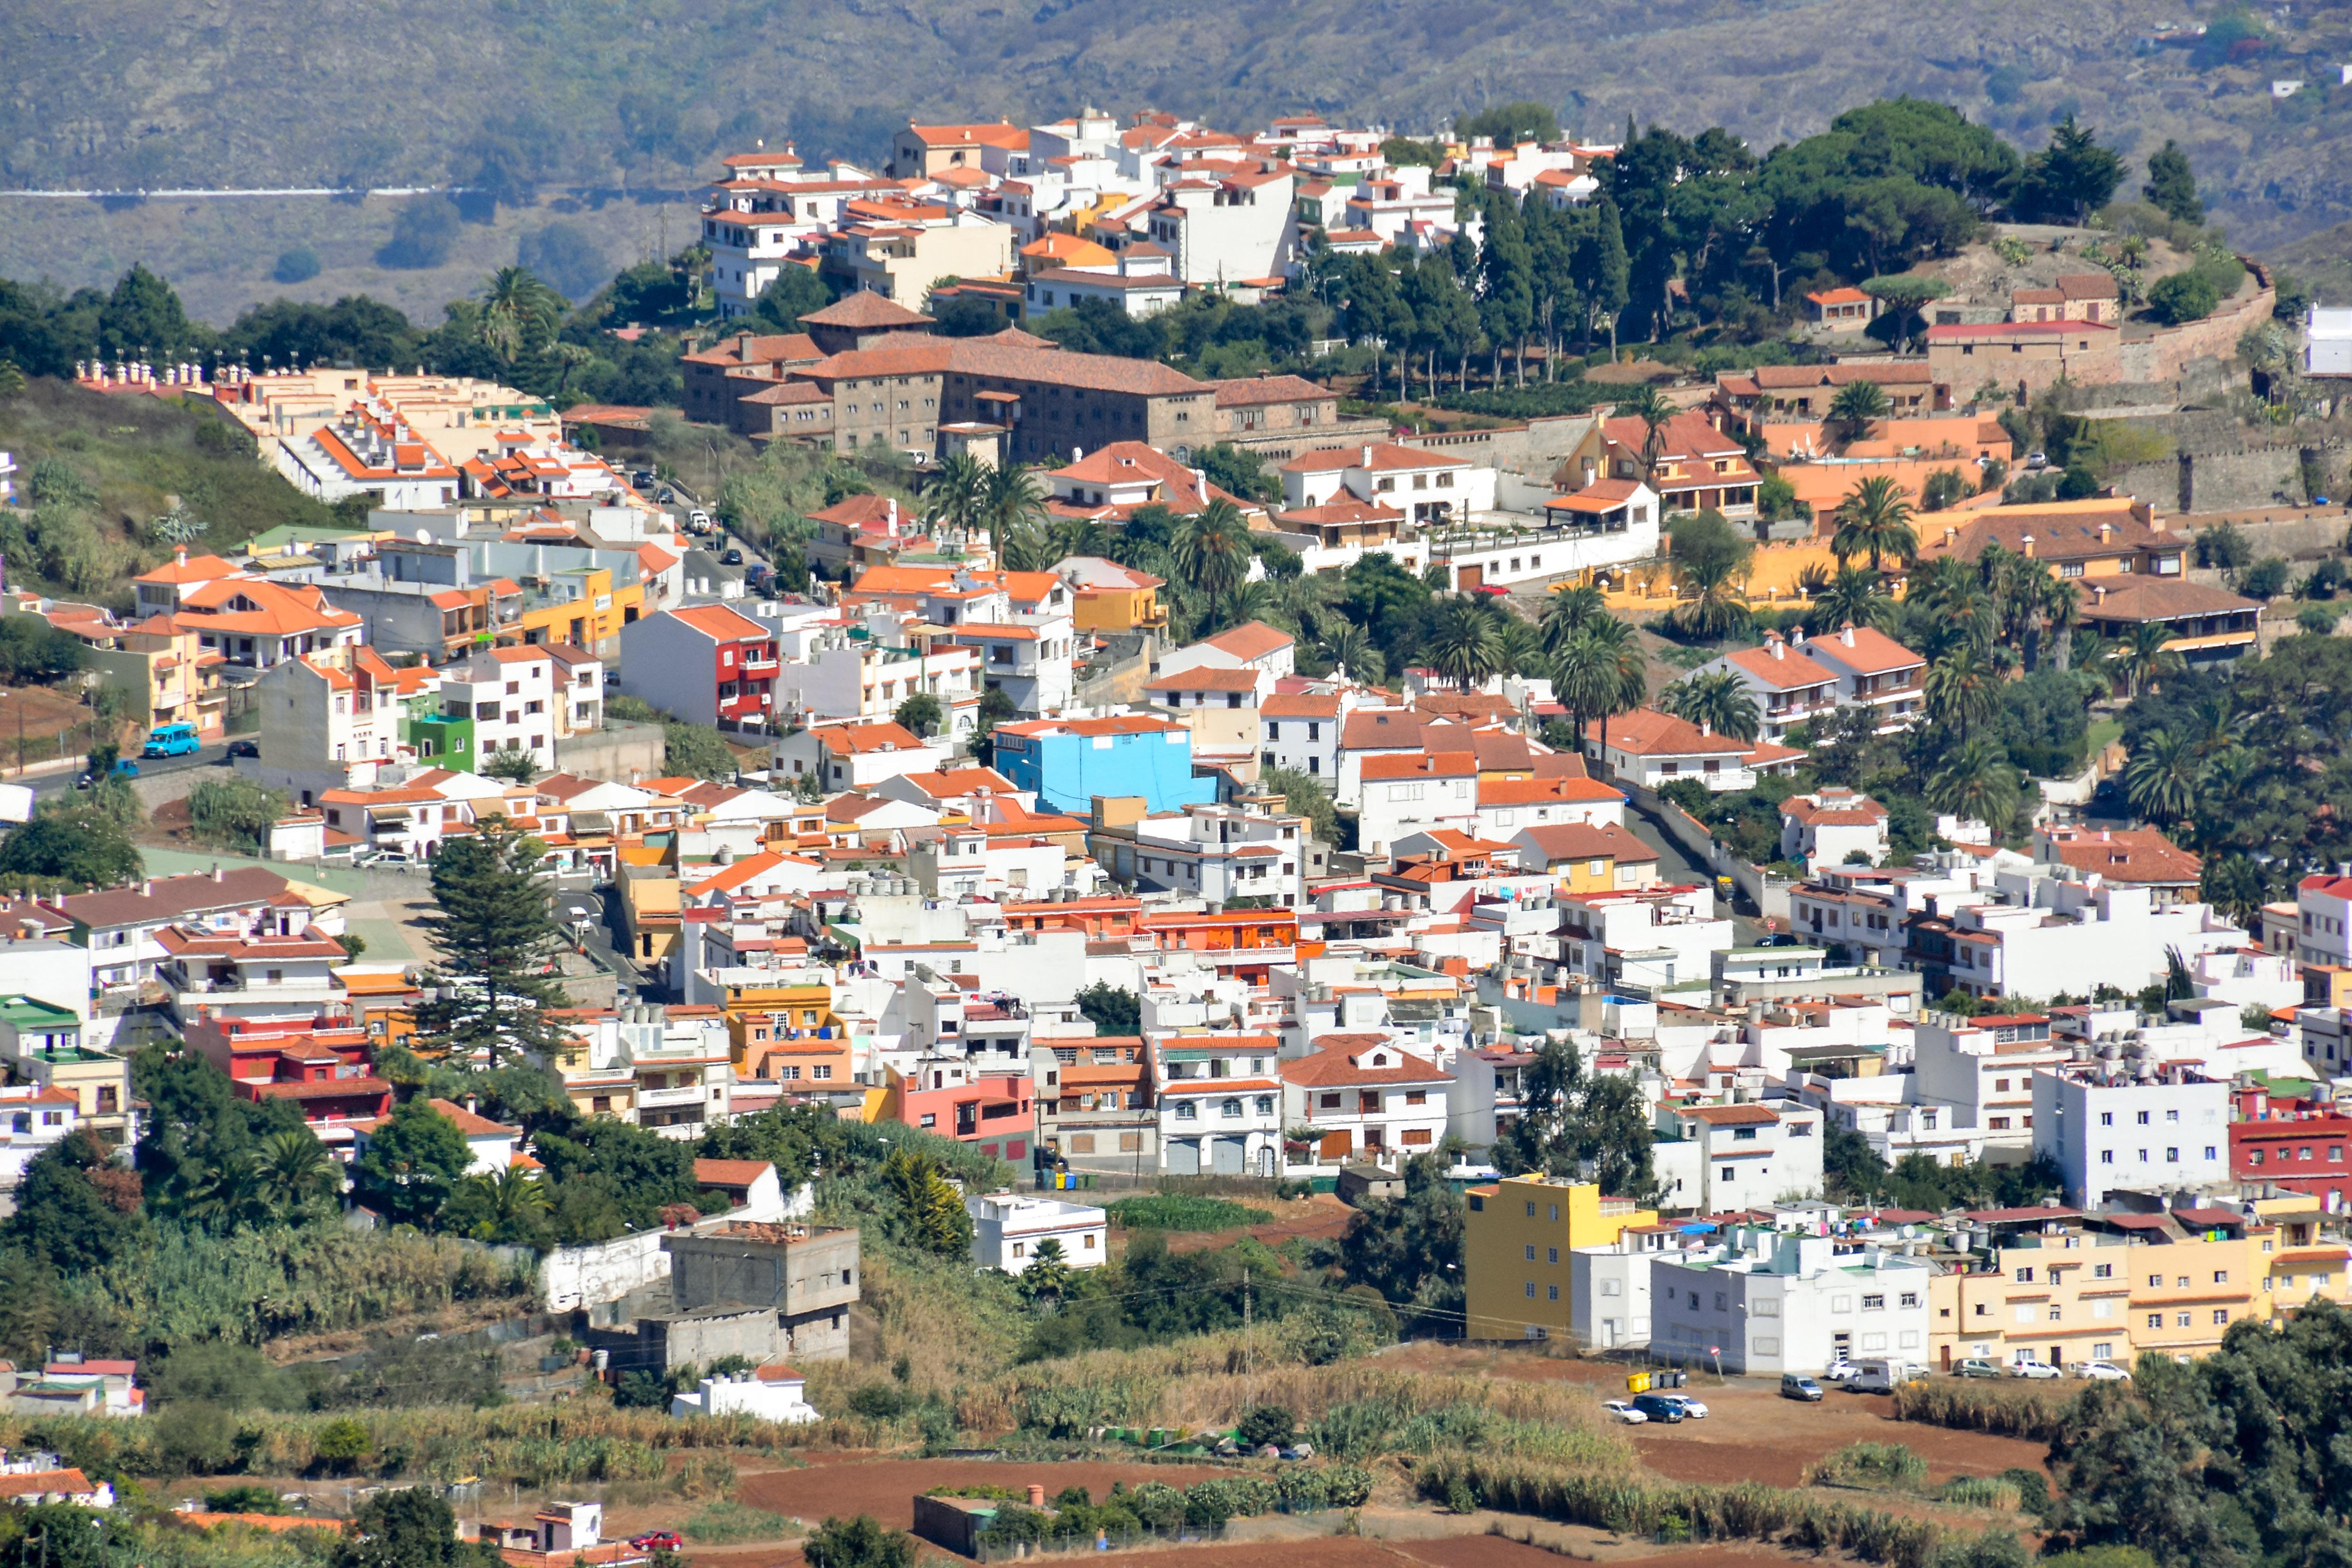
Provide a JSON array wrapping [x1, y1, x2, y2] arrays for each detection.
[[1650, 1226, 1935, 1374], [1553, 887, 1732, 996], [1780, 788, 1890, 874], [1937, 879, 2249, 1001], [1125, 803, 1308, 907], [1910, 1011, 2066, 1162], [1569, 1224, 1688, 1351], [1260, 691, 1345, 781], [1153, 1033, 1283, 1176], [2033, 1063, 2233, 1208], [966, 1191, 1108, 1274], [773, 720, 951, 790], [1280, 1036, 1450, 1169], [1354, 752, 1479, 857], [436, 645, 597, 771], [2296, 873, 2352, 968], [254, 651, 400, 775], [939, 614, 1076, 718], [1144, 165, 1296, 284], [1650, 1101, 1824, 1213], [778, 624, 984, 735]]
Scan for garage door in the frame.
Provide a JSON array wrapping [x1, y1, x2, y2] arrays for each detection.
[[1211, 1138, 1246, 1175], [1457, 564, 1484, 591], [1165, 1139, 1200, 1175]]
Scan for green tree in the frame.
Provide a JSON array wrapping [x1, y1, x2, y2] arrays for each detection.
[[1660, 669, 1760, 742], [1828, 379, 1892, 444], [2108, 622, 2184, 700], [1553, 618, 1646, 752], [1613, 385, 1676, 478], [476, 266, 565, 362], [2017, 116, 2126, 224], [1925, 735, 2021, 829], [921, 450, 990, 551], [331, 1485, 501, 1567], [1805, 564, 1894, 633], [1665, 511, 1752, 639], [0, 804, 141, 887], [1075, 982, 1140, 1035], [804, 1515, 917, 1568], [412, 816, 570, 1066], [2147, 269, 2220, 325], [1496, 1040, 1656, 1199], [1570, 195, 1630, 349], [981, 462, 1050, 564], [2123, 728, 2201, 826], [1830, 474, 1919, 572], [1859, 276, 1953, 353], [2142, 141, 2204, 225], [1926, 645, 2002, 739], [1459, 101, 1563, 146], [1260, 767, 1339, 845], [881, 1147, 972, 1256], [1339, 1152, 1464, 1335], [893, 693, 943, 737], [4, 1129, 145, 1271], [480, 749, 539, 783], [185, 778, 287, 852], [350, 1099, 474, 1228], [1172, 499, 1253, 629], [1195, 442, 1278, 505]]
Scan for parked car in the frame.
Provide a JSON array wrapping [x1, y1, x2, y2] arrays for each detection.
[[2008, 1357, 2063, 1380], [353, 849, 412, 868], [689, 509, 713, 532], [110, 759, 139, 779], [1600, 1399, 1649, 1425], [630, 470, 657, 490], [1821, 1359, 1860, 1383], [1780, 1374, 1823, 1401], [631, 1532, 682, 1552], [225, 739, 259, 759], [1629, 1393, 1685, 1424], [1852, 1359, 1925, 1394], [1662, 1394, 1708, 1419], [1952, 1358, 2003, 1379], [721, 547, 744, 566], [2074, 1360, 2132, 1382], [141, 722, 201, 758]]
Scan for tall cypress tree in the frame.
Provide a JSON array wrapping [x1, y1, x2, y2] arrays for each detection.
[[2143, 140, 2204, 225], [413, 815, 570, 1067]]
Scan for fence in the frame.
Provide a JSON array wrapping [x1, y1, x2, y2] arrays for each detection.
[[975, 1524, 1229, 1562]]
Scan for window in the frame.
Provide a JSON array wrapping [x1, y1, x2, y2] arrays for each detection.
[[1899, 1292, 1920, 1308], [1525, 1282, 1536, 1298], [1862, 1293, 1885, 1310], [1525, 1245, 1537, 1262], [2213, 1270, 2229, 1284], [2014, 1266, 2034, 1283], [2147, 1313, 2164, 1329], [1547, 1285, 1559, 1301], [1547, 1247, 1558, 1264], [2093, 1263, 2113, 1279], [2213, 1309, 2230, 1325], [2177, 1312, 2193, 1328]]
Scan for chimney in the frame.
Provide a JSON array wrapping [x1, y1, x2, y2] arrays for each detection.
[[1026, 1486, 1047, 1507], [2091, 584, 2107, 605], [1840, 622, 1857, 646], [1768, 634, 1784, 660], [738, 333, 755, 362], [174, 546, 188, 567], [1942, 525, 1958, 546], [888, 497, 898, 528], [1361, 444, 1374, 466], [212, 863, 224, 882], [2020, 534, 2035, 558], [2098, 521, 2114, 542]]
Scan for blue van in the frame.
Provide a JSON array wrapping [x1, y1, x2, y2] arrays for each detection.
[[141, 722, 201, 758]]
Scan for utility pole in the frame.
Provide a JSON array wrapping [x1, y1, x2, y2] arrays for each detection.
[[1242, 1266, 1253, 1412]]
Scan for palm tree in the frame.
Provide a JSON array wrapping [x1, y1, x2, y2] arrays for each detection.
[[1828, 380, 1892, 446], [188, 1153, 264, 1230], [2200, 852, 2268, 929], [1660, 670, 1761, 742], [2109, 622, 2184, 700], [1326, 623, 1384, 685], [1540, 581, 1609, 655], [997, 514, 1059, 572], [1564, 615, 1649, 755], [1426, 599, 1506, 691], [2025, 569, 2080, 672], [980, 463, 1048, 565], [478, 266, 565, 362], [1172, 499, 1253, 628], [1907, 557, 1996, 658], [1613, 385, 1675, 478], [1804, 563, 1893, 633], [1021, 1237, 1075, 1305], [1924, 645, 2001, 739], [922, 450, 990, 552], [2123, 728, 2201, 826], [1669, 551, 1750, 639], [1925, 735, 2021, 829], [254, 1129, 337, 1210], [1829, 475, 1919, 573]]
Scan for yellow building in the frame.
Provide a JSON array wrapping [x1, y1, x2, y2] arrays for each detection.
[[1930, 1225, 2138, 1371], [1464, 1175, 1657, 1340], [2250, 1199, 2352, 1321], [714, 980, 839, 1070], [1057, 559, 1169, 634]]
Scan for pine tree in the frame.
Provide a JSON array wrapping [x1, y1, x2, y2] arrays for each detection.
[[2143, 140, 2203, 225], [412, 815, 570, 1067]]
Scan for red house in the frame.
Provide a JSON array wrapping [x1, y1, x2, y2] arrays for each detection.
[[184, 1013, 391, 1143], [885, 1061, 1035, 1164], [614, 603, 779, 731], [2229, 1082, 2352, 1209]]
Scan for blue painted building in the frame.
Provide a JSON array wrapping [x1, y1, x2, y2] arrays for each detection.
[[992, 715, 1217, 815]]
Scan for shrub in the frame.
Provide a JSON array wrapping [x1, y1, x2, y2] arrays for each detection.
[[310, 1417, 372, 1474], [272, 248, 321, 285], [2147, 269, 2220, 325], [203, 1484, 287, 1515], [1888, 1380, 2066, 1444], [1938, 1476, 2022, 1510], [684, 1500, 795, 1545], [1807, 1442, 1930, 1491], [2241, 556, 2293, 599], [1237, 1403, 1296, 1449], [1104, 1195, 1273, 1232]]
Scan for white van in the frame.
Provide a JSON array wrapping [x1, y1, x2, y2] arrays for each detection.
[[1851, 1358, 1924, 1394]]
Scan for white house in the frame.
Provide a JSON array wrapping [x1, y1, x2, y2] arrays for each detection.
[[2033, 1063, 2233, 1208], [1936, 880, 2250, 1002], [1780, 788, 1891, 873], [1585, 708, 1804, 793], [351, 1096, 520, 1176], [1154, 1033, 1283, 1176], [966, 1191, 1108, 1273], [1649, 1101, 1824, 1214], [1280, 1036, 1450, 1169], [1649, 1225, 1935, 1375], [1279, 444, 1494, 527], [1354, 751, 1480, 857], [1799, 624, 1928, 734], [1909, 1011, 2069, 1162], [773, 720, 949, 791], [1692, 632, 1841, 747], [1260, 691, 1344, 782], [671, 1365, 819, 1423], [1155, 620, 1296, 683]]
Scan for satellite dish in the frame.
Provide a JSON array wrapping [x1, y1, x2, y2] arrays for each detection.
[[415, 528, 431, 544]]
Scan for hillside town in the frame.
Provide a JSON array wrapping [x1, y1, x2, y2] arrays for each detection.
[[1, 95, 2350, 1568]]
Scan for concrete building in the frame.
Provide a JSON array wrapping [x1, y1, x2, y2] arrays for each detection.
[[1650, 1226, 1936, 1374], [1650, 1101, 1825, 1214], [992, 714, 1214, 815], [617, 603, 779, 732], [1463, 1175, 1656, 1342], [1780, 789, 1891, 874], [662, 1219, 861, 1362], [670, 1365, 819, 1423], [1280, 1036, 1450, 1171], [2035, 1062, 2233, 1208], [1153, 1032, 1283, 1176], [966, 1191, 1108, 1274]]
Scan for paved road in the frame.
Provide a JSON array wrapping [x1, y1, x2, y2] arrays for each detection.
[[28, 742, 231, 800], [554, 882, 653, 998], [1622, 801, 1769, 946]]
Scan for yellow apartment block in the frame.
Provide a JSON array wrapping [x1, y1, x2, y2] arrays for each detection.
[[1464, 1175, 1657, 1340]]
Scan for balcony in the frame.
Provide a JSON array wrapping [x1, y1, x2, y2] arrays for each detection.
[[637, 1082, 710, 1109]]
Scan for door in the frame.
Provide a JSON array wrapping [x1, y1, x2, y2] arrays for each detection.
[[1165, 1138, 1199, 1176], [1211, 1138, 1246, 1175], [1457, 564, 1483, 592]]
